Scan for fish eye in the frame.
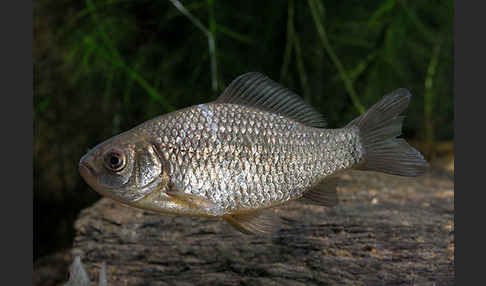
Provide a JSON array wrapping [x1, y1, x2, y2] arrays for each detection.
[[103, 149, 126, 172]]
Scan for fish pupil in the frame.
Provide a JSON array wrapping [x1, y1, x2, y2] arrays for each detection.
[[110, 156, 119, 166]]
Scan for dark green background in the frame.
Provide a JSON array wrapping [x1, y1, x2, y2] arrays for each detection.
[[34, 0, 453, 261]]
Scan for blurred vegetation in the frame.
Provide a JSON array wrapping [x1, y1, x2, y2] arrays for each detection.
[[34, 0, 453, 261]]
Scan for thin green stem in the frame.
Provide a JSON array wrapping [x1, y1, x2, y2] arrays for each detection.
[[280, 0, 294, 82], [399, 0, 437, 43], [208, 0, 218, 92], [348, 52, 377, 83], [308, 0, 365, 114], [168, 0, 218, 93], [216, 25, 254, 45], [83, 0, 172, 111], [280, 0, 310, 100], [86, 0, 122, 62], [293, 32, 311, 101], [424, 37, 443, 159], [84, 37, 173, 111]]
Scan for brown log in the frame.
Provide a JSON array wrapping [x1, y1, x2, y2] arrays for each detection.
[[70, 169, 454, 285]]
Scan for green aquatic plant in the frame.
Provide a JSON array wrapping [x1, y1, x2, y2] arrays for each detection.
[[308, 0, 365, 114], [168, 0, 219, 93]]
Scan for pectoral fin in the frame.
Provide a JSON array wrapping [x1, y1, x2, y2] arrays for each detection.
[[167, 190, 224, 216], [300, 177, 340, 207], [223, 209, 280, 235]]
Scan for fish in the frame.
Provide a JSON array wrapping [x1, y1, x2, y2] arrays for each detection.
[[79, 72, 428, 234]]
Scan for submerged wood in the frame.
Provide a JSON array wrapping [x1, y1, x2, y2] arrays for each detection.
[[71, 169, 454, 285]]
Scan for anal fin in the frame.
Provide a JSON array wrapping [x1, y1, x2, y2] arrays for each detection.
[[301, 177, 340, 207], [223, 209, 280, 235]]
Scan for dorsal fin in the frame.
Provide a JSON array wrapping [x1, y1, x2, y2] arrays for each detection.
[[216, 72, 327, 128]]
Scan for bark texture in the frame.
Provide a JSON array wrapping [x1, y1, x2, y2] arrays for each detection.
[[70, 168, 454, 285]]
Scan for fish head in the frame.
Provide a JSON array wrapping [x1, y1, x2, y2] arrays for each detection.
[[79, 132, 169, 204]]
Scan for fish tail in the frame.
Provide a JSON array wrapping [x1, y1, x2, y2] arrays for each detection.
[[348, 89, 429, 176]]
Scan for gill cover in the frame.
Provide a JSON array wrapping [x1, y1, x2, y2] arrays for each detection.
[[114, 143, 165, 202], [134, 144, 162, 191]]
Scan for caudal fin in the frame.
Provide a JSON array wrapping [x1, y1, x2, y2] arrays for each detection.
[[348, 89, 428, 176]]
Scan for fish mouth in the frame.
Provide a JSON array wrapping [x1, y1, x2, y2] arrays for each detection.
[[78, 161, 124, 201], [78, 159, 106, 195], [79, 160, 95, 179]]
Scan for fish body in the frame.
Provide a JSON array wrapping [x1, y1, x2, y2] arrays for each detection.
[[79, 72, 428, 234]]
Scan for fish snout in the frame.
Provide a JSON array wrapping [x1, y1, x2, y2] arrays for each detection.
[[78, 153, 96, 179]]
